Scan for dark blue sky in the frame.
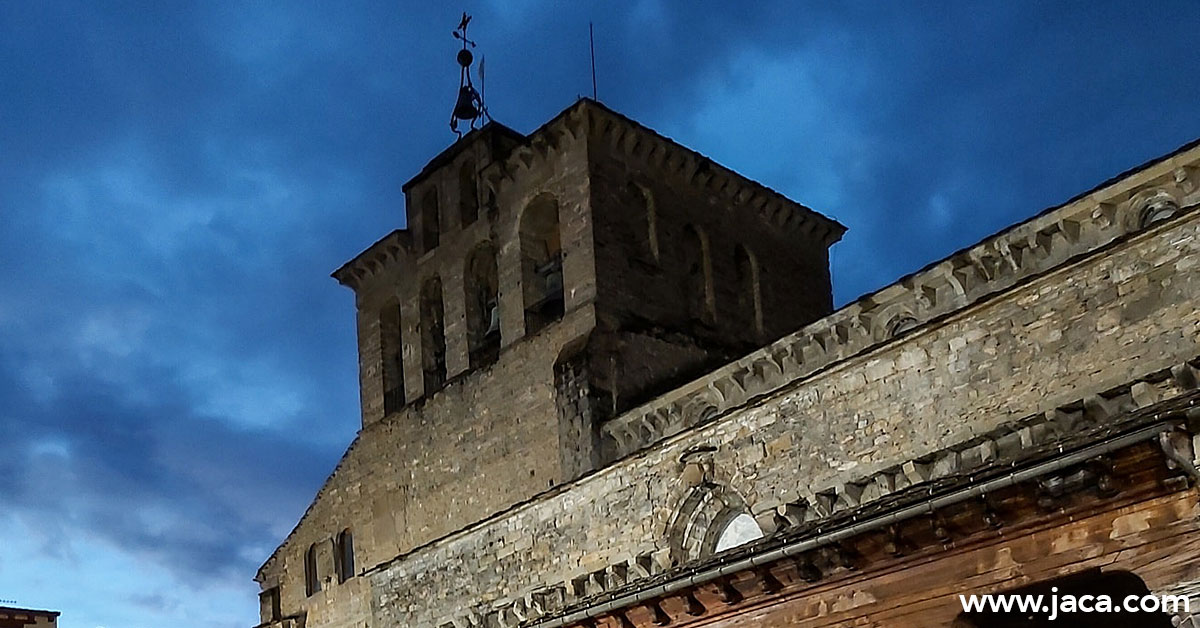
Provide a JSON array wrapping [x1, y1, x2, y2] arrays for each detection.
[[1, 2, 1198, 627]]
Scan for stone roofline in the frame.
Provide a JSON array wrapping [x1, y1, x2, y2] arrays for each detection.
[[600, 138, 1200, 461], [0, 606, 62, 625], [288, 97, 853, 576], [328, 98, 846, 291], [336, 140, 1200, 589], [258, 135, 1198, 583], [401, 122, 527, 193], [331, 229, 411, 289], [255, 432, 365, 582], [557, 98, 846, 243], [453, 364, 1200, 628]]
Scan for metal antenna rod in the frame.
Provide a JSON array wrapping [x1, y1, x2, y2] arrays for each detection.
[[589, 22, 598, 100]]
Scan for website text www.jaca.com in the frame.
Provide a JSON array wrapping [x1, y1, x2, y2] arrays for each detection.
[[959, 588, 1189, 621]]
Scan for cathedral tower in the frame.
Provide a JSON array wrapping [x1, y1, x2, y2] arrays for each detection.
[[333, 100, 843, 489], [257, 99, 842, 627]]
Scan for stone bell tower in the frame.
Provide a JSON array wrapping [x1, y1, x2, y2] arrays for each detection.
[[257, 33, 843, 619], [332, 98, 843, 550], [262, 18, 831, 627]]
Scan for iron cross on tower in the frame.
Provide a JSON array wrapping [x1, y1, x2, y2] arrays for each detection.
[[450, 12, 490, 136]]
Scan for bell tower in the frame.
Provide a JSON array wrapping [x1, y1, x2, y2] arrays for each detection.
[[329, 17, 843, 551]]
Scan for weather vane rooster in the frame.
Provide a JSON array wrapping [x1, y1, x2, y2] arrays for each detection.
[[450, 12, 490, 136]]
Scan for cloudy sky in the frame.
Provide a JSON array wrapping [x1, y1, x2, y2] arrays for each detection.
[[1, 2, 1198, 627]]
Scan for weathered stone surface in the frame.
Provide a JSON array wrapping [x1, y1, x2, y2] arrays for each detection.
[[254, 100, 1200, 628]]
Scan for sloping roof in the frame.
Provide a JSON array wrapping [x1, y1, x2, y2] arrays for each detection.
[[401, 121, 526, 193]]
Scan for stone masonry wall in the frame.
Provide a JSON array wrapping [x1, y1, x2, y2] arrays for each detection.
[[601, 142, 1200, 460], [267, 104, 1198, 628], [259, 119, 605, 627], [259, 308, 597, 628], [587, 143, 836, 345], [583, 112, 839, 414], [367, 147, 1200, 628]]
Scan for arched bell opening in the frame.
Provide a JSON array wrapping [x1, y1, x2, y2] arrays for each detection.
[[379, 298, 405, 414], [420, 277, 447, 394], [520, 194, 565, 336], [465, 242, 500, 368]]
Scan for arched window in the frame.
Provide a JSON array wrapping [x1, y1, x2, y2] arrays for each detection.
[[465, 243, 500, 367], [733, 245, 761, 335], [520, 195, 564, 335], [643, 186, 659, 263], [379, 299, 405, 414], [888, 315, 919, 338], [668, 481, 761, 563], [259, 587, 281, 623], [713, 512, 764, 554], [334, 529, 355, 583], [420, 277, 446, 393], [304, 543, 320, 596], [1138, 190, 1179, 228], [629, 183, 659, 263], [459, 160, 479, 226], [681, 225, 714, 324], [421, 188, 440, 252]]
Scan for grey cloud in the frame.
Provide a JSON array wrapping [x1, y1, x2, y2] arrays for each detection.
[[1, 1, 1198, 625]]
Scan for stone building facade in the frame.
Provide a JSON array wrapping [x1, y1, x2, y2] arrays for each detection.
[[0, 606, 59, 628], [254, 98, 1200, 627]]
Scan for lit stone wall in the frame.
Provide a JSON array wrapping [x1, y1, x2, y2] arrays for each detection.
[[253, 106, 1199, 628], [366, 144, 1200, 628]]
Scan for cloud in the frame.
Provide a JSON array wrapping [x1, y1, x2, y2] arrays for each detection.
[[0, 342, 330, 578], [0, 1, 1198, 626]]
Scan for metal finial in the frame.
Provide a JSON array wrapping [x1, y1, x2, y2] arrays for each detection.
[[450, 12, 490, 136]]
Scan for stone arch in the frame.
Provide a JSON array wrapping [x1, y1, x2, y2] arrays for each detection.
[[681, 393, 720, 427], [734, 244, 762, 336], [680, 224, 714, 324], [871, 301, 919, 342], [465, 242, 500, 368], [379, 297, 405, 414], [334, 528, 354, 583], [459, 159, 479, 226], [629, 182, 659, 263], [420, 276, 446, 394], [930, 261, 968, 304], [713, 512, 766, 554], [520, 193, 564, 335], [666, 482, 760, 563], [1129, 187, 1181, 230], [304, 542, 321, 596], [421, 188, 440, 252], [887, 314, 919, 338]]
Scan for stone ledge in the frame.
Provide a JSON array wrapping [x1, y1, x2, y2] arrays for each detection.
[[440, 357, 1200, 628], [481, 99, 846, 248], [331, 229, 412, 291], [253, 616, 305, 628]]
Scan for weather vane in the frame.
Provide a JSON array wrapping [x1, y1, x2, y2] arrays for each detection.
[[450, 12, 490, 136]]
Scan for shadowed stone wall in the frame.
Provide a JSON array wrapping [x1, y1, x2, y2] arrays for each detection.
[[254, 100, 842, 628], [253, 103, 1200, 628], [365, 143, 1200, 628]]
